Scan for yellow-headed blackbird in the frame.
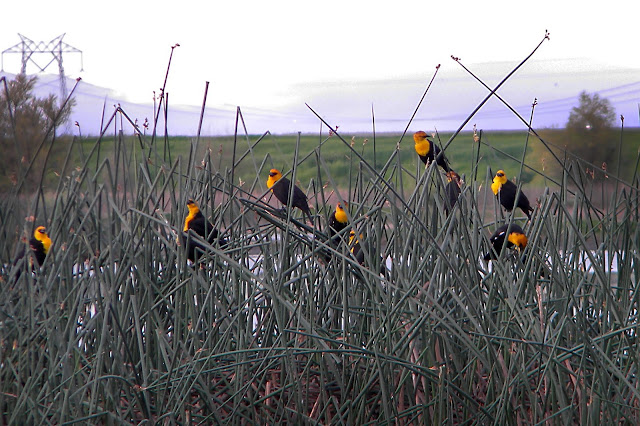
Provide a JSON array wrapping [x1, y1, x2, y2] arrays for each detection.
[[413, 131, 452, 173], [266, 168, 313, 224], [349, 229, 386, 274], [349, 229, 365, 265], [30, 225, 51, 265], [12, 225, 51, 276], [328, 202, 348, 245], [445, 171, 461, 214], [491, 170, 533, 219], [483, 223, 528, 261], [181, 199, 227, 263]]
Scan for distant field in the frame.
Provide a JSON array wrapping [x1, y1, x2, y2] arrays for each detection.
[[75, 128, 640, 192]]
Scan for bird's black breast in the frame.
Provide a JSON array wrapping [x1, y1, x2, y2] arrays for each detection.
[[29, 238, 47, 265], [186, 212, 208, 237]]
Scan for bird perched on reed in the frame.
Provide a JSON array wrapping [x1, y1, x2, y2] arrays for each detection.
[[445, 171, 461, 214], [266, 168, 313, 224], [413, 131, 452, 173], [483, 223, 528, 261], [12, 225, 52, 277], [491, 170, 533, 219], [349, 229, 366, 266], [181, 199, 227, 263], [328, 202, 348, 245], [348, 229, 388, 275]]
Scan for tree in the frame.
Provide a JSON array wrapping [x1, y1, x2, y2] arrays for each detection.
[[565, 91, 616, 169], [0, 74, 74, 192]]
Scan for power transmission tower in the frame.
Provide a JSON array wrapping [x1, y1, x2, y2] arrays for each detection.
[[1, 33, 83, 103]]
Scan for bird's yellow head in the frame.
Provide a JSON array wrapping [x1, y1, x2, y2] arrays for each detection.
[[186, 199, 199, 210], [491, 170, 507, 195], [34, 226, 52, 254], [413, 131, 431, 157], [267, 169, 282, 189], [334, 202, 348, 225], [184, 199, 201, 231], [349, 229, 363, 244], [508, 231, 528, 251]]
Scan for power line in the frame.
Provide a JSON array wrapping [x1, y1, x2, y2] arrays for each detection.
[[1, 33, 83, 104]]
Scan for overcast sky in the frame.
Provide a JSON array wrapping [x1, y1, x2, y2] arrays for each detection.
[[1, 0, 639, 130]]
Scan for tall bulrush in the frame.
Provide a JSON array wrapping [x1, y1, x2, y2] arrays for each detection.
[[1, 34, 640, 423]]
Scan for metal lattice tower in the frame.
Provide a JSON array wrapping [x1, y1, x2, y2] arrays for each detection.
[[1, 33, 83, 103]]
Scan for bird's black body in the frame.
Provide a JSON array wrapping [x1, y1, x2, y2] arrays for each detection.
[[492, 170, 533, 220], [12, 238, 46, 271], [483, 223, 526, 261], [351, 239, 365, 266], [420, 143, 451, 173], [29, 238, 47, 266], [328, 214, 347, 239], [269, 174, 313, 224], [498, 180, 533, 219]]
